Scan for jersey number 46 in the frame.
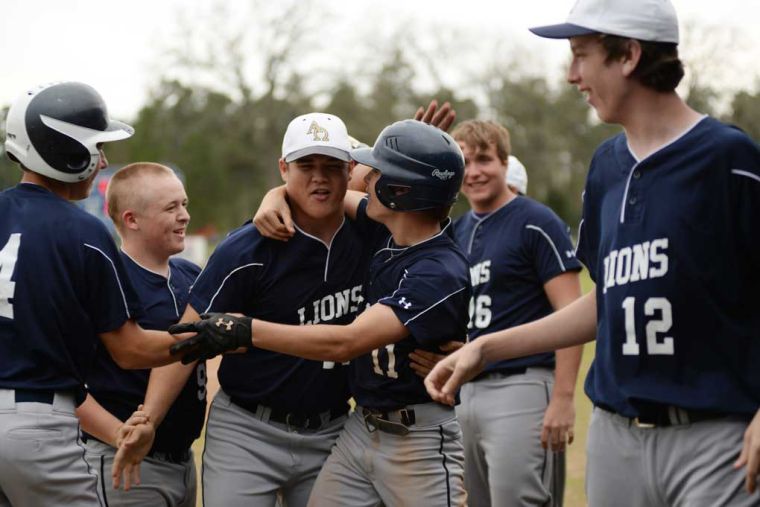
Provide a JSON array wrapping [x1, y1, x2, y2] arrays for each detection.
[[0, 234, 21, 319]]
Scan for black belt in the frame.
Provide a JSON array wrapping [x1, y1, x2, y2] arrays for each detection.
[[147, 448, 191, 464], [15, 389, 55, 404], [598, 402, 729, 428], [476, 365, 553, 381], [231, 397, 348, 431]]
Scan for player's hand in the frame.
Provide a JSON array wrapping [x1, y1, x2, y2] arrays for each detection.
[[253, 185, 294, 241], [114, 406, 150, 449], [112, 418, 155, 491], [541, 393, 575, 452], [424, 341, 486, 406], [414, 99, 457, 132], [409, 341, 465, 378], [734, 408, 760, 494], [169, 313, 253, 364]]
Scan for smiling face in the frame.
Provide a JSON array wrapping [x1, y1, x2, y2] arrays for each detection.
[[280, 154, 349, 223], [567, 35, 633, 124], [459, 140, 513, 213], [132, 173, 190, 257]]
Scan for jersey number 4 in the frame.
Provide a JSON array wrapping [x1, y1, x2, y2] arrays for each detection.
[[621, 296, 674, 355], [0, 234, 21, 319]]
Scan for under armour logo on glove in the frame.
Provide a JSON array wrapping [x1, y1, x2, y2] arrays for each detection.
[[216, 317, 234, 331], [169, 313, 253, 364]]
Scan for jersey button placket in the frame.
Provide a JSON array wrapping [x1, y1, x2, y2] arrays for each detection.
[[625, 167, 644, 223]]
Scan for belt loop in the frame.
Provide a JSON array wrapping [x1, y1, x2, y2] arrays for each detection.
[[0, 389, 13, 409]]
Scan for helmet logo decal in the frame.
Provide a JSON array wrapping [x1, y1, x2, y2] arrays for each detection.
[[307, 121, 330, 142], [432, 169, 456, 180]]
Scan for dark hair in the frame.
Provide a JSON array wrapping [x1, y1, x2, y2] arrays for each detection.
[[600, 35, 684, 92]]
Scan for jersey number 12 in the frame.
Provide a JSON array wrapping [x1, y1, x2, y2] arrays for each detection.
[[0, 234, 21, 319], [621, 296, 674, 355]]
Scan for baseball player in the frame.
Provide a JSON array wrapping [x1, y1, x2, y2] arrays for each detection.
[[120, 112, 367, 507], [451, 120, 583, 507], [426, 1, 760, 505], [0, 82, 193, 506], [75, 162, 204, 506], [173, 119, 471, 506], [506, 155, 528, 195]]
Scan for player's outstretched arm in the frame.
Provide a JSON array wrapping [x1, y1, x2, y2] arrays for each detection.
[[541, 271, 584, 451], [426, 291, 597, 406], [99, 320, 184, 369], [735, 408, 760, 494], [170, 304, 408, 364]]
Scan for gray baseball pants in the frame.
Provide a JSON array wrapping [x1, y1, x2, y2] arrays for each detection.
[[308, 403, 466, 507], [202, 389, 346, 507], [587, 407, 759, 506], [0, 389, 103, 507], [84, 439, 196, 507], [457, 367, 564, 507]]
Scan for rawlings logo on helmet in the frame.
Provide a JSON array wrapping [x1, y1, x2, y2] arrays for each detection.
[[432, 169, 456, 180]]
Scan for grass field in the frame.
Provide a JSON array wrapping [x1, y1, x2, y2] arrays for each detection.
[[192, 271, 597, 506]]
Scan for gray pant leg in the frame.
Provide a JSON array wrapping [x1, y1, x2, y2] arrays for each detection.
[[0, 390, 102, 507], [84, 440, 196, 507], [203, 390, 343, 507], [309, 406, 466, 507], [459, 369, 561, 507], [587, 408, 760, 507]]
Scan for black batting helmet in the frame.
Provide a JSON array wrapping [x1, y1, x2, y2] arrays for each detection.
[[4, 82, 134, 183], [351, 120, 464, 212]]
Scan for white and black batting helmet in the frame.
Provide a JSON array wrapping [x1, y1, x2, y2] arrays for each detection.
[[4, 82, 134, 183]]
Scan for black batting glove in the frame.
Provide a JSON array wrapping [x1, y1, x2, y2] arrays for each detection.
[[168, 313, 253, 364]]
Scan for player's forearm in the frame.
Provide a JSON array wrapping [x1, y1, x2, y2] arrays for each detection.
[[143, 362, 195, 427], [253, 320, 355, 362], [478, 292, 597, 364], [101, 321, 178, 369], [76, 394, 122, 447], [552, 345, 583, 398]]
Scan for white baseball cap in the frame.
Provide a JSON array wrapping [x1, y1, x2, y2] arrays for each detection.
[[529, 0, 679, 44], [282, 112, 351, 163], [506, 155, 528, 195]]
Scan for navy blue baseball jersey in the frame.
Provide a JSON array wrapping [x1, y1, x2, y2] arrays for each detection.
[[455, 196, 582, 373], [189, 220, 368, 415], [350, 200, 472, 410], [86, 254, 205, 453], [0, 183, 142, 394], [577, 117, 760, 417]]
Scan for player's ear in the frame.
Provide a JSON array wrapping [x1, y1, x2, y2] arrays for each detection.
[[122, 209, 139, 231], [278, 158, 288, 183], [620, 39, 642, 78]]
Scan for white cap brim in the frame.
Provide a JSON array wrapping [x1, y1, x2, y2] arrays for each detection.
[[284, 145, 351, 163]]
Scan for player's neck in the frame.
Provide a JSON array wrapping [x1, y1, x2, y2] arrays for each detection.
[[470, 186, 517, 214], [620, 91, 703, 161], [384, 213, 442, 247], [20, 171, 79, 200], [291, 208, 345, 245], [120, 241, 171, 277]]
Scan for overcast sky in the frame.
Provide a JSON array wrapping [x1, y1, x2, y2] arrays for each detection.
[[3, 0, 758, 119]]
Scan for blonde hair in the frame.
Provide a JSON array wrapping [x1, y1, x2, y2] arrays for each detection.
[[106, 162, 176, 231], [451, 120, 511, 163]]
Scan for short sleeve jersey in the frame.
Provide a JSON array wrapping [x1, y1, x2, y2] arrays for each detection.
[[350, 200, 472, 410], [86, 254, 205, 453], [454, 196, 582, 373], [0, 184, 142, 394], [189, 220, 368, 415], [577, 117, 760, 417]]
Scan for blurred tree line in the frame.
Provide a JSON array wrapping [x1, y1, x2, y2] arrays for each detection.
[[1, 1, 758, 235]]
